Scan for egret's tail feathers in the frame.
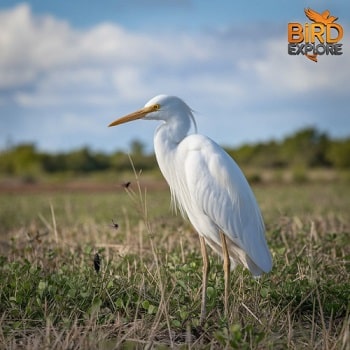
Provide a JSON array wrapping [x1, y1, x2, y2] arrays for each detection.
[[245, 255, 265, 277], [204, 235, 272, 277]]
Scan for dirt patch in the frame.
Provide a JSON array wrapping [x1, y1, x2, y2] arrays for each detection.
[[0, 179, 169, 194]]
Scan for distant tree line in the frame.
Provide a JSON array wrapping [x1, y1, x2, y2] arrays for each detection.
[[227, 128, 350, 169], [0, 128, 349, 178]]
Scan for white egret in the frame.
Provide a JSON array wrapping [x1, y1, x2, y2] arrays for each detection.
[[109, 95, 272, 323]]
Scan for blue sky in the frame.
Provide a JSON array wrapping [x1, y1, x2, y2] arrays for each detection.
[[0, 1, 349, 153]]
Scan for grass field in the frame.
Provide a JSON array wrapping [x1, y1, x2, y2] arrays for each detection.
[[0, 176, 349, 349]]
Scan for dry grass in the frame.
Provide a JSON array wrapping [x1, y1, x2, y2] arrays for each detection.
[[0, 174, 349, 349]]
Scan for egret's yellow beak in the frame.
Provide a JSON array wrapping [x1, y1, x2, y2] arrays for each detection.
[[108, 105, 157, 127]]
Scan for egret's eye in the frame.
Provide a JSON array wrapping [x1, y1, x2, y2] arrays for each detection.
[[153, 104, 160, 111]]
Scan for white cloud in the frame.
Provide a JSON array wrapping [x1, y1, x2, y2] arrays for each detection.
[[0, 69, 36, 89], [0, 3, 349, 152], [241, 36, 350, 95], [0, 4, 219, 107]]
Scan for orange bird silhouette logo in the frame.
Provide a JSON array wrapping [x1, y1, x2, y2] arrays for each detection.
[[304, 8, 338, 25], [304, 8, 339, 62]]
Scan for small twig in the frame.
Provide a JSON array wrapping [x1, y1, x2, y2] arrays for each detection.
[[241, 302, 263, 325], [50, 202, 58, 244]]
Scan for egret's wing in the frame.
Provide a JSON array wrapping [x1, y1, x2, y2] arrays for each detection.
[[181, 135, 272, 273]]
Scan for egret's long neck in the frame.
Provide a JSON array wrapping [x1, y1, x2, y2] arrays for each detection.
[[154, 110, 193, 166], [153, 112, 192, 216], [155, 112, 192, 146], [153, 111, 192, 187]]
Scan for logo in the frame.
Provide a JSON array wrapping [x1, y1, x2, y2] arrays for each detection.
[[288, 8, 343, 62]]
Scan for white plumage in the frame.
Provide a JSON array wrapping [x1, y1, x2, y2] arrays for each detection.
[[109, 94, 272, 322]]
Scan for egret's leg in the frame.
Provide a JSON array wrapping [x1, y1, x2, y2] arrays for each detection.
[[220, 231, 230, 318], [199, 235, 209, 325]]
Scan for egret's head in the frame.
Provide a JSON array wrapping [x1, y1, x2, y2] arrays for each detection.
[[108, 95, 196, 129]]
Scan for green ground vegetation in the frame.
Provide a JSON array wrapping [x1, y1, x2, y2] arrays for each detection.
[[0, 177, 349, 349]]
